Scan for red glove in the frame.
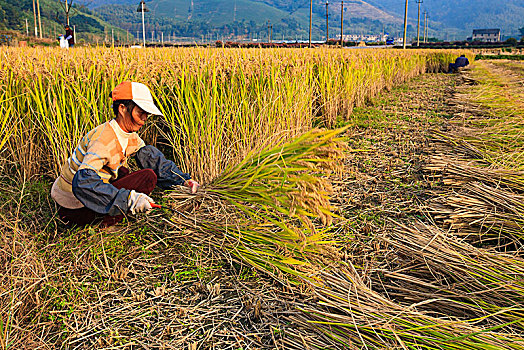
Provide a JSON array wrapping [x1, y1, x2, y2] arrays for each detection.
[[186, 179, 200, 194]]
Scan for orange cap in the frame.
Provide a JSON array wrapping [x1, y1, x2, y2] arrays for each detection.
[[111, 81, 163, 116]]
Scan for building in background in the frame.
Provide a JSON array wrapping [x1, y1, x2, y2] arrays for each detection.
[[471, 29, 501, 42], [340, 34, 382, 43]]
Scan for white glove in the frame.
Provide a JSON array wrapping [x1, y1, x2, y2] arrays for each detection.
[[186, 179, 200, 194], [127, 190, 154, 215]]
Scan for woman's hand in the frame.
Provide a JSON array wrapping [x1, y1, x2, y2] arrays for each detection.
[[128, 190, 154, 214], [186, 179, 200, 194]]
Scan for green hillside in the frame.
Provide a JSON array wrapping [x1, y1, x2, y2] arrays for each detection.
[[0, 0, 127, 44], [155, 0, 287, 25]]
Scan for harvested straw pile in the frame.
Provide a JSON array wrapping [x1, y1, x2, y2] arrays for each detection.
[[289, 264, 524, 349], [425, 155, 524, 248], [424, 60, 524, 251], [380, 221, 524, 326], [284, 219, 524, 349]]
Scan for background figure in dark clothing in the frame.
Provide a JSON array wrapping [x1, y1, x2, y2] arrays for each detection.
[[65, 25, 74, 48], [448, 55, 469, 73]]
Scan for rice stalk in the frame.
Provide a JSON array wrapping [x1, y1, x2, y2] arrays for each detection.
[[440, 60, 524, 171], [424, 154, 524, 192], [163, 128, 347, 283]]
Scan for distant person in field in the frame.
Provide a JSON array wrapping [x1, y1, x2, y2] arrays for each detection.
[[64, 25, 74, 48], [51, 81, 200, 227], [58, 34, 68, 49], [448, 54, 470, 73]]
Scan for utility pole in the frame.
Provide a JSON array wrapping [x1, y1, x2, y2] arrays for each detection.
[[25, 19, 29, 36], [32, 0, 38, 37], [326, 2, 329, 42], [402, 0, 408, 49], [112, 28, 114, 46], [426, 13, 430, 42], [309, 0, 313, 48], [73, 25, 76, 45], [36, 0, 42, 38], [137, 1, 149, 47], [340, 1, 344, 48], [423, 11, 427, 43], [416, 0, 422, 46], [161, 32, 164, 46], [267, 20, 270, 43], [65, 0, 69, 25]]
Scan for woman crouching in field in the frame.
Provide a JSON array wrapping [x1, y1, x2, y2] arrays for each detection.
[[51, 81, 199, 227]]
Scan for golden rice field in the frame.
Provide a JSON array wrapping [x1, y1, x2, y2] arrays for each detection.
[[5, 47, 524, 350], [0, 47, 463, 182]]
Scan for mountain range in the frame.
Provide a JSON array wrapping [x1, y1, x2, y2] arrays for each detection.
[[90, 0, 524, 41], [91, 0, 402, 41], [366, 0, 524, 38], [1, 0, 523, 42]]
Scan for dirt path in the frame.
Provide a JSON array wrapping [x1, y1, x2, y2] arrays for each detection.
[[334, 72, 460, 241]]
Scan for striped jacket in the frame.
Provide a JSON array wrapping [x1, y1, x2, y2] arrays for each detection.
[[52, 120, 145, 209], [52, 119, 191, 215]]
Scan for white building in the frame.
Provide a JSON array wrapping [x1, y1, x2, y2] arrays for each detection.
[[339, 34, 382, 42], [472, 29, 501, 42]]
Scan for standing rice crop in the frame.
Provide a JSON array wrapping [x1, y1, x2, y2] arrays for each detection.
[[0, 47, 469, 182]]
